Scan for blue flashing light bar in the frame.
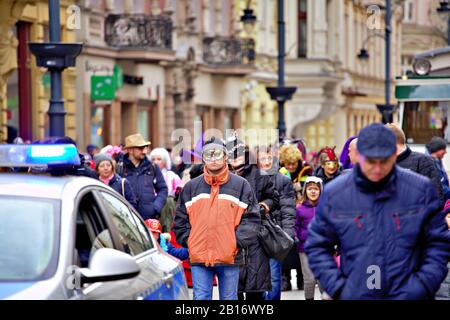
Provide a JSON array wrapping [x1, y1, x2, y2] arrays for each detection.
[[0, 144, 80, 167]]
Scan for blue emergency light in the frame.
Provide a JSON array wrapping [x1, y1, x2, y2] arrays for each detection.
[[0, 144, 80, 167]]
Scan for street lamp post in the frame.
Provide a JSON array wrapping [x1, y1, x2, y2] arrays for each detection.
[[266, 0, 296, 140], [29, 0, 83, 137], [48, 0, 65, 137], [357, 0, 395, 124], [437, 0, 450, 46]]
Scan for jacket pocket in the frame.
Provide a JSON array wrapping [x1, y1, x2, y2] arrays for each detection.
[[390, 207, 422, 249], [331, 210, 366, 249]]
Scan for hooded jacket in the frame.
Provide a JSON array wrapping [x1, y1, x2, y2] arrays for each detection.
[[173, 165, 260, 267], [295, 199, 316, 253]]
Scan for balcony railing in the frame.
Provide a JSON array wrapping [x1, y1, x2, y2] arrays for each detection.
[[203, 37, 255, 66], [105, 14, 172, 49]]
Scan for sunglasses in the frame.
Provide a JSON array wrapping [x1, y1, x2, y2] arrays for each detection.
[[203, 150, 225, 161]]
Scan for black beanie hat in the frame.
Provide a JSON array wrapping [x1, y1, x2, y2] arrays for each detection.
[[225, 137, 246, 160], [426, 136, 447, 154]]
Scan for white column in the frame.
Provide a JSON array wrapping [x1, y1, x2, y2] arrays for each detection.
[[310, 0, 328, 59], [286, 0, 298, 59]]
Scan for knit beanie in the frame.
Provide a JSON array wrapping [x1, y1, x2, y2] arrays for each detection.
[[225, 137, 246, 160], [202, 136, 227, 154], [94, 153, 114, 166]]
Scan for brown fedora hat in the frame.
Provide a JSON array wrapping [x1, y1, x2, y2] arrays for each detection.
[[123, 133, 151, 149]]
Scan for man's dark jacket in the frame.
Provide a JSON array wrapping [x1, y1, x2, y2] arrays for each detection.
[[266, 169, 296, 239], [238, 164, 280, 293], [397, 146, 444, 206], [119, 155, 168, 220], [305, 165, 450, 300]]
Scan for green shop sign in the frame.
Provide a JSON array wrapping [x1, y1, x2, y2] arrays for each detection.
[[114, 64, 123, 89], [90, 64, 124, 101], [91, 75, 116, 101]]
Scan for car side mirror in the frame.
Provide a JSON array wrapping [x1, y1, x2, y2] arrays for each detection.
[[79, 248, 140, 285]]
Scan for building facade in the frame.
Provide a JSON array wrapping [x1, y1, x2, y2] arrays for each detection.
[[0, 0, 77, 143], [239, 0, 278, 134], [283, 0, 403, 153], [76, 0, 257, 150], [401, 0, 447, 75], [75, 0, 174, 150]]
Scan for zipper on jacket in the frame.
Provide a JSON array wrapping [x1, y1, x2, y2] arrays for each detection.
[[393, 213, 401, 231], [354, 215, 363, 229]]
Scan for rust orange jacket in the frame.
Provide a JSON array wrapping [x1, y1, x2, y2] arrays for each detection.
[[174, 166, 261, 266]]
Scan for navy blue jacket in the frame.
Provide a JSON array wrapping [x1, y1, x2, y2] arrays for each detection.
[[305, 165, 450, 300], [119, 155, 168, 220], [107, 174, 138, 210], [431, 157, 450, 201]]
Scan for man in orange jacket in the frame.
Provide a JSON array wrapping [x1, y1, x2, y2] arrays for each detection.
[[174, 136, 261, 300]]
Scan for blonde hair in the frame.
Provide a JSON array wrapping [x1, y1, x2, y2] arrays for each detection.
[[279, 144, 302, 166]]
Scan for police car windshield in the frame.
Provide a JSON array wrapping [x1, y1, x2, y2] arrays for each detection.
[[0, 196, 60, 281]]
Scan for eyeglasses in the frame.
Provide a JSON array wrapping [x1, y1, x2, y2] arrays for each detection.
[[258, 156, 273, 162], [203, 150, 225, 161]]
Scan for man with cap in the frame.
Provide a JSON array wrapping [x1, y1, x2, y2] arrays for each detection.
[[173, 136, 261, 300], [305, 123, 450, 300], [116, 133, 168, 221], [427, 136, 450, 201]]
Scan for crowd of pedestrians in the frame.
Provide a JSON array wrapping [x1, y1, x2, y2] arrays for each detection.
[[11, 121, 450, 301]]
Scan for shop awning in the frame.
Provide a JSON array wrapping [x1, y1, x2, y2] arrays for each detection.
[[395, 77, 450, 101]]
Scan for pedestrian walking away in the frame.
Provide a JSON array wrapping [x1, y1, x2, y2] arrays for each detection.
[[305, 123, 450, 300], [173, 136, 261, 300]]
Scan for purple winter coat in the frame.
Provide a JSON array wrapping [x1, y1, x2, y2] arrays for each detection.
[[294, 200, 317, 253]]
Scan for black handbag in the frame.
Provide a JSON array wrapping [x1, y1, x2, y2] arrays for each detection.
[[258, 214, 294, 261]]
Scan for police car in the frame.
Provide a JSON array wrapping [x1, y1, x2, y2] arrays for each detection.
[[0, 144, 189, 300]]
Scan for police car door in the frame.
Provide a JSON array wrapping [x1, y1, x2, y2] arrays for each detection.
[[70, 189, 139, 300], [94, 190, 181, 300]]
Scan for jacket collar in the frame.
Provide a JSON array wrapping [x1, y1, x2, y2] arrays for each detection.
[[354, 164, 397, 199], [302, 199, 317, 208], [203, 165, 230, 186], [124, 154, 151, 170], [396, 146, 411, 163]]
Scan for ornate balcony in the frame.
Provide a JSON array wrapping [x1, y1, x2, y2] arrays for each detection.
[[105, 14, 172, 49], [202, 37, 255, 74]]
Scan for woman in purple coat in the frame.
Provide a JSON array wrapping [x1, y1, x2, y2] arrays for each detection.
[[295, 176, 323, 300]]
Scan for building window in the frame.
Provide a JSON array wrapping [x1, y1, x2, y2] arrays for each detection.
[[136, 102, 157, 145], [298, 0, 307, 57], [306, 117, 335, 152], [90, 105, 110, 147], [403, 0, 414, 23]]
